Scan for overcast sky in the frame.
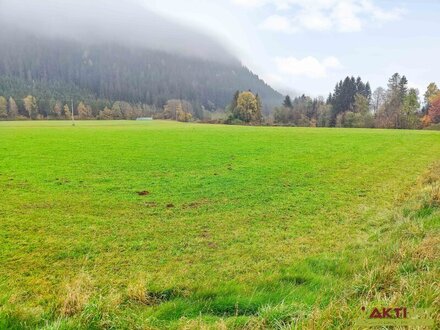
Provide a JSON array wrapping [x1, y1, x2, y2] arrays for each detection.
[[143, 0, 439, 97]]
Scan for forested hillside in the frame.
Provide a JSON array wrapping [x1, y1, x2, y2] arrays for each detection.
[[0, 27, 282, 115]]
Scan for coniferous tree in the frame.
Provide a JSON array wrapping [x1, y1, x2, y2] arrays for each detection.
[[283, 95, 293, 108], [328, 76, 371, 126], [398, 75, 408, 102], [376, 73, 408, 128], [0, 29, 283, 111], [365, 82, 372, 101]]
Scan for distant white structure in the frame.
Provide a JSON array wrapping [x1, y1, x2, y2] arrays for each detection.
[[136, 117, 153, 121]]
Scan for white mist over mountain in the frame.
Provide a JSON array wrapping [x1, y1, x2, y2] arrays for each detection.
[[0, 0, 237, 64]]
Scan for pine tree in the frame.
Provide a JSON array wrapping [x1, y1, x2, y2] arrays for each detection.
[[328, 76, 371, 126], [377, 73, 408, 128], [398, 75, 408, 102], [283, 95, 293, 108], [365, 82, 372, 101]]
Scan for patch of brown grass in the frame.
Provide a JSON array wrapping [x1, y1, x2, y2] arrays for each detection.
[[420, 162, 440, 185], [127, 281, 151, 305], [59, 273, 93, 317], [413, 235, 440, 261]]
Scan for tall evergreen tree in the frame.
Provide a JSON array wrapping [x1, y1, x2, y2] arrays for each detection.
[[398, 75, 408, 102], [328, 76, 371, 126], [376, 73, 409, 128], [365, 82, 372, 101], [283, 95, 293, 108]]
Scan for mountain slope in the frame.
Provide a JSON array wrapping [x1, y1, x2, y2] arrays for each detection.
[[0, 31, 282, 110], [0, 0, 283, 111]]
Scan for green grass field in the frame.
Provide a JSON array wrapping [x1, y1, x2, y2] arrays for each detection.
[[1, 121, 439, 329]]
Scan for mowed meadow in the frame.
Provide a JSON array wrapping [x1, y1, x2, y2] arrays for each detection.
[[0, 121, 439, 329]]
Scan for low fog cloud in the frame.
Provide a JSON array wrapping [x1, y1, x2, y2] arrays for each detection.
[[0, 0, 237, 63]]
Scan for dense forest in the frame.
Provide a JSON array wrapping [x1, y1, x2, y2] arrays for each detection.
[[0, 27, 282, 119]]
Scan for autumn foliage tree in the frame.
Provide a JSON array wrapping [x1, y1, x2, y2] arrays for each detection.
[[52, 101, 63, 118], [23, 95, 38, 119], [99, 107, 114, 120], [63, 104, 71, 119], [8, 97, 18, 119], [229, 91, 262, 124], [427, 94, 440, 124], [423, 82, 439, 114], [0, 96, 7, 119], [163, 99, 193, 122], [77, 102, 92, 119]]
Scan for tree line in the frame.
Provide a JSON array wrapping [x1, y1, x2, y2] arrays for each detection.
[[0, 95, 159, 121], [0, 89, 263, 123], [0, 95, 221, 122], [273, 73, 440, 130], [1, 72, 440, 130]]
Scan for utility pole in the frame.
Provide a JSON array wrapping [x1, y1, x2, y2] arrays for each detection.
[[71, 99, 75, 126]]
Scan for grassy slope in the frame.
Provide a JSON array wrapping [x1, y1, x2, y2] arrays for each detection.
[[0, 121, 439, 329]]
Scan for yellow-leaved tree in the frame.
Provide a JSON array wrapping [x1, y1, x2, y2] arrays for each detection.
[[23, 95, 38, 119], [231, 91, 262, 124]]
